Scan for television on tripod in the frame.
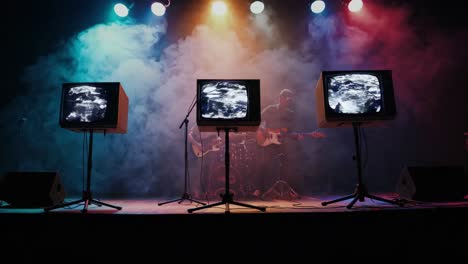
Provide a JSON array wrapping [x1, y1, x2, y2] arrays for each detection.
[[48, 82, 128, 213], [189, 79, 265, 213], [316, 70, 402, 209], [196, 79, 261, 132], [59, 82, 129, 133], [315, 70, 396, 127]]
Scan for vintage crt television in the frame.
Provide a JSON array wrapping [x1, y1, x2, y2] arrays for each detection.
[[315, 70, 396, 128], [59, 82, 128, 133], [196, 79, 261, 132]]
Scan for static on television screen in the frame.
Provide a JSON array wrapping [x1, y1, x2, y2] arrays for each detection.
[[63, 85, 109, 122], [327, 74, 382, 114], [200, 81, 248, 119]]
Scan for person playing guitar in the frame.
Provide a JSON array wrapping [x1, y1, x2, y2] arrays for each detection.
[[189, 128, 222, 158], [255, 89, 325, 200], [257, 127, 325, 147], [256, 89, 326, 146]]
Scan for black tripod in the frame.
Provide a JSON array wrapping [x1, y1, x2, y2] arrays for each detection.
[[321, 123, 402, 209], [188, 128, 266, 214], [44, 130, 122, 213], [262, 153, 300, 200], [158, 101, 205, 206]]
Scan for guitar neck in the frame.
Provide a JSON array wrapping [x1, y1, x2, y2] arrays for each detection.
[[257, 128, 325, 147]]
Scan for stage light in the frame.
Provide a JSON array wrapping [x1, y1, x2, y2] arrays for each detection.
[[310, 0, 325, 14], [151, 2, 166, 16], [348, 0, 363, 13], [212, 1, 227, 16], [250, 1, 265, 15], [114, 3, 129, 17]]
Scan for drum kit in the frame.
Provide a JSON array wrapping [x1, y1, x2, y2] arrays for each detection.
[[205, 132, 258, 200]]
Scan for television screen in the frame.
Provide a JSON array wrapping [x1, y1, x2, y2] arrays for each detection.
[[315, 70, 396, 127], [197, 79, 260, 132], [62, 85, 109, 123], [59, 82, 129, 133]]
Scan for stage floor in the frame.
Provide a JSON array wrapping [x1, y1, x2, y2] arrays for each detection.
[[1, 193, 468, 214], [2, 193, 468, 261]]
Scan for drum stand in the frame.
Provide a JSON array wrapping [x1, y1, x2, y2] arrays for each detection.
[[262, 153, 300, 200]]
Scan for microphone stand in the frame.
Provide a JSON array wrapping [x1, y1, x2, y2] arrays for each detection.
[[158, 99, 206, 206]]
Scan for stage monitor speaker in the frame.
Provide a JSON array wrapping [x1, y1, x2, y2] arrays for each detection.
[[0, 171, 66, 208], [396, 166, 466, 202]]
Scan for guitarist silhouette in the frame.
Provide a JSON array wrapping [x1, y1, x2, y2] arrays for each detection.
[[256, 89, 325, 200], [189, 131, 222, 158], [187, 125, 223, 199]]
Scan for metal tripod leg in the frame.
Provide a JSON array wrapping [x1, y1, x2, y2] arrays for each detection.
[[321, 184, 404, 209], [321, 194, 356, 206], [44, 197, 122, 213], [188, 192, 266, 214], [158, 193, 206, 206], [262, 179, 300, 200], [44, 199, 85, 212], [322, 124, 403, 210]]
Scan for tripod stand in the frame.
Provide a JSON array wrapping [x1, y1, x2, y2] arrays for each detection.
[[321, 123, 402, 209], [262, 153, 300, 200], [44, 130, 122, 213], [188, 128, 266, 214], [158, 101, 206, 206]]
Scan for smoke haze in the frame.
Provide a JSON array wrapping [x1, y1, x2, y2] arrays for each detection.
[[1, 1, 466, 197]]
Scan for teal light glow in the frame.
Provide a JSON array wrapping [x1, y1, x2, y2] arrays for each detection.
[[114, 3, 129, 17]]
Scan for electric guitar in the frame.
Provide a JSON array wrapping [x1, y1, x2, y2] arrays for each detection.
[[257, 127, 326, 147], [191, 136, 222, 158]]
